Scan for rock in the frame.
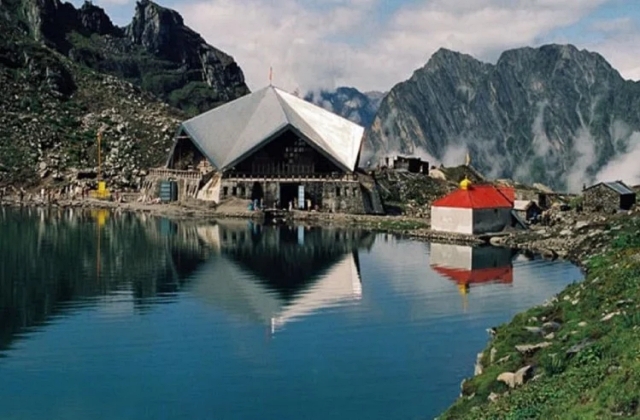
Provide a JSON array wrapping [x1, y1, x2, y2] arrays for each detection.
[[601, 312, 620, 322], [524, 326, 543, 335], [497, 365, 534, 389], [497, 355, 511, 364], [575, 221, 589, 230], [474, 352, 484, 376], [514, 365, 534, 386], [489, 236, 506, 246], [544, 332, 555, 340], [578, 321, 587, 327], [488, 392, 500, 403], [542, 321, 561, 331], [515, 342, 552, 354], [497, 372, 516, 388], [566, 339, 593, 356], [490, 347, 497, 364]]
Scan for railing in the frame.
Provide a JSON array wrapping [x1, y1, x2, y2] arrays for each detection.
[[224, 172, 358, 182], [148, 168, 202, 181]]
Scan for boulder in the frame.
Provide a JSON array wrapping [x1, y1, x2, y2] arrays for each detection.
[[515, 342, 552, 355]]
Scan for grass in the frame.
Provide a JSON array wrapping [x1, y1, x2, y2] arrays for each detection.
[[438, 216, 640, 419]]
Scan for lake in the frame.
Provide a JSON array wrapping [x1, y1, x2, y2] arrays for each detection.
[[0, 207, 582, 420]]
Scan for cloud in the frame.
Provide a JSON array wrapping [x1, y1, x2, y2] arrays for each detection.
[[584, 16, 640, 81], [174, 0, 640, 93]]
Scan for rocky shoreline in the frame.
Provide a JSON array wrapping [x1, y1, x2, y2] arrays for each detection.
[[438, 212, 640, 419], [2, 192, 621, 253]]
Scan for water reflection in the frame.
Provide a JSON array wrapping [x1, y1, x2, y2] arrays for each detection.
[[0, 207, 582, 420], [191, 220, 374, 333], [0, 208, 375, 352], [429, 243, 516, 310], [0, 207, 210, 353]]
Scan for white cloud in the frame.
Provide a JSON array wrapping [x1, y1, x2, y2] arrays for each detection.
[[583, 17, 640, 81], [174, 0, 640, 93]]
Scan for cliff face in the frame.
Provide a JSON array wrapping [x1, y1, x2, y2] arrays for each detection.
[[365, 45, 640, 191], [20, 0, 249, 115], [0, 0, 254, 186], [0, 3, 183, 187], [305, 87, 385, 128]]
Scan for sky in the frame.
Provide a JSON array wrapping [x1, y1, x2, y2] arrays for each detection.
[[71, 0, 640, 93]]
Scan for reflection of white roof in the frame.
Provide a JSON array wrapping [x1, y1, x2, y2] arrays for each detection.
[[190, 253, 362, 333], [179, 86, 365, 172]]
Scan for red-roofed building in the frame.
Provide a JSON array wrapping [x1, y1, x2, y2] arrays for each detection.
[[431, 179, 514, 235]]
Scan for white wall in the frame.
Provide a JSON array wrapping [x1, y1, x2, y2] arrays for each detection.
[[431, 206, 473, 235], [472, 208, 511, 234], [429, 243, 474, 269]]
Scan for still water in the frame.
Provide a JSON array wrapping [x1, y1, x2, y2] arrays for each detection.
[[0, 207, 581, 420]]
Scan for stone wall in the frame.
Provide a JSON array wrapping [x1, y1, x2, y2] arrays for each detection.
[[219, 178, 367, 214], [583, 184, 622, 213], [141, 168, 203, 201]]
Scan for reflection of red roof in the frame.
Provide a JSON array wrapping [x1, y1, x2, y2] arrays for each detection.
[[431, 265, 514, 285], [432, 185, 514, 209]]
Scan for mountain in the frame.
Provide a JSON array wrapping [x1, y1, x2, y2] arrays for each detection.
[[19, 0, 249, 115], [364, 45, 640, 191], [0, 0, 246, 186], [305, 87, 385, 128]]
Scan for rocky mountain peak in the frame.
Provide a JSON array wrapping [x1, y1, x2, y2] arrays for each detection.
[[125, 0, 185, 61], [305, 87, 386, 128], [77, 1, 116, 36], [11, 0, 249, 114], [365, 44, 640, 191]]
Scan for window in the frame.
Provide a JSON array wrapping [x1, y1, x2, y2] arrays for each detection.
[[336, 186, 341, 197], [223, 186, 228, 197], [232, 187, 237, 196]]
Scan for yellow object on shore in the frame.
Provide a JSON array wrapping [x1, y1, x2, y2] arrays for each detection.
[[90, 181, 111, 200]]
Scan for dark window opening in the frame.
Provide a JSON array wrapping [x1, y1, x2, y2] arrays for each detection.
[[223, 186, 228, 197]]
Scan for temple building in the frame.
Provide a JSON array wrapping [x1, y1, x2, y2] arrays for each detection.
[[430, 178, 514, 235], [150, 86, 383, 214]]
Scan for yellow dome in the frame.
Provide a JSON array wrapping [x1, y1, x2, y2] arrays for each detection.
[[459, 177, 472, 190]]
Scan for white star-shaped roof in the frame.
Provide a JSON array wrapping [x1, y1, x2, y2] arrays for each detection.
[[177, 86, 365, 172]]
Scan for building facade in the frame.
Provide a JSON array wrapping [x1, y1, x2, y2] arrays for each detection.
[[152, 86, 383, 214]]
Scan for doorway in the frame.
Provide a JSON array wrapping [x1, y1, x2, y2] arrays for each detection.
[[279, 183, 299, 210]]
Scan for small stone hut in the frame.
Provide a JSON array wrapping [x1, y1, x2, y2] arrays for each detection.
[[582, 181, 636, 213], [392, 156, 429, 174], [513, 200, 542, 222]]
